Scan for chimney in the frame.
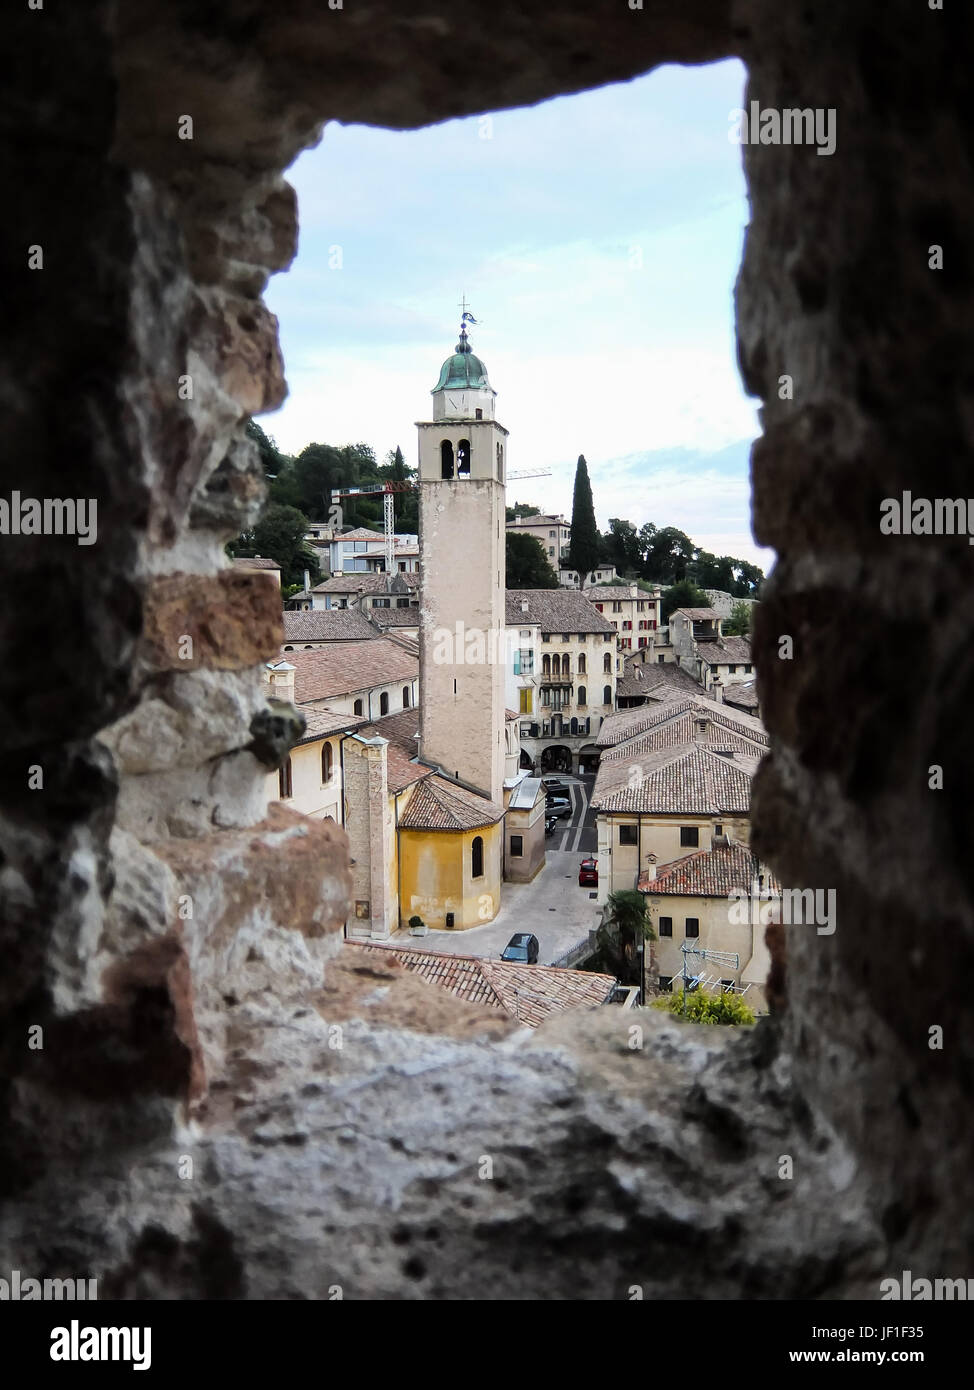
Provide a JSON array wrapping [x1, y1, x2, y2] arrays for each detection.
[[303, 568, 311, 594], [520, 599, 529, 615], [643, 852, 657, 881]]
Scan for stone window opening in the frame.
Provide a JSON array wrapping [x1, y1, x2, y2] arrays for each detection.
[[457, 438, 471, 476], [16, 13, 967, 1305], [321, 743, 333, 784], [279, 756, 293, 800], [471, 835, 484, 879], [440, 439, 454, 479]]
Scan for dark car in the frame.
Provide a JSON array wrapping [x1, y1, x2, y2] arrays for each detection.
[[541, 776, 568, 794], [501, 932, 539, 964], [578, 857, 599, 887]]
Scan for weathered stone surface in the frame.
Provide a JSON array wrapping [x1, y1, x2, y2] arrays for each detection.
[[139, 571, 283, 672], [4, 0, 972, 1299]]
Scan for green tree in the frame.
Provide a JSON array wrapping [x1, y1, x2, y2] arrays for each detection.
[[640, 524, 697, 584], [606, 517, 642, 575], [660, 579, 711, 623], [506, 502, 541, 522], [724, 600, 753, 637], [506, 532, 560, 588], [596, 889, 656, 985], [653, 986, 755, 1025], [237, 503, 321, 589], [731, 560, 764, 598], [567, 454, 600, 588], [246, 419, 291, 480]]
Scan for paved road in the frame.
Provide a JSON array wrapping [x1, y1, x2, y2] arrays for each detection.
[[545, 771, 598, 855], [391, 850, 602, 966]]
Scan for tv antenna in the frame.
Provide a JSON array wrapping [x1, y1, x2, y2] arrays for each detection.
[[674, 942, 741, 1017]]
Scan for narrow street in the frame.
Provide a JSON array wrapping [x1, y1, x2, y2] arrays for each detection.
[[389, 773, 602, 964]]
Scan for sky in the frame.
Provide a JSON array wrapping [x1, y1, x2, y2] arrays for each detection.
[[263, 58, 774, 573]]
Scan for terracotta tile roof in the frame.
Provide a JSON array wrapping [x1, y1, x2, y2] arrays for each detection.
[[505, 514, 568, 528], [724, 680, 760, 710], [672, 607, 720, 620], [639, 839, 780, 898], [582, 584, 652, 600], [345, 942, 616, 1028], [295, 707, 368, 743], [695, 636, 752, 666], [282, 609, 375, 643], [505, 590, 616, 634], [398, 776, 505, 831], [367, 607, 420, 628], [601, 711, 764, 761], [591, 744, 757, 816], [357, 707, 430, 792], [231, 555, 281, 570], [289, 639, 418, 702], [505, 708, 520, 721], [312, 572, 420, 594], [616, 660, 703, 701], [597, 695, 767, 749], [332, 527, 386, 542]]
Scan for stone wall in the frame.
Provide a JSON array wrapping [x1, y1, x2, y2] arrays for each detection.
[[1, 0, 971, 1296]]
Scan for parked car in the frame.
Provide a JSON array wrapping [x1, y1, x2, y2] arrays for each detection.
[[541, 776, 568, 793], [501, 932, 539, 964], [578, 857, 599, 887], [546, 799, 572, 820]]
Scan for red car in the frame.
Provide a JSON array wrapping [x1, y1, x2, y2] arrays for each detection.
[[578, 858, 598, 887]]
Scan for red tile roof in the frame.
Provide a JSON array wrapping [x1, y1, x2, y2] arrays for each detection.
[[288, 639, 418, 702], [282, 609, 375, 642], [345, 942, 616, 1027], [639, 839, 780, 898], [398, 776, 505, 831], [591, 744, 757, 816]]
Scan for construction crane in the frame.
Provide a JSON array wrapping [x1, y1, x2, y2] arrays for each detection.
[[331, 469, 552, 575]]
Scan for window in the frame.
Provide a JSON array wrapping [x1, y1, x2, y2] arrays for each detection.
[[519, 687, 532, 714], [744, 664, 752, 673], [603, 685, 612, 705], [577, 653, 586, 674], [542, 655, 551, 676], [402, 686, 410, 708], [658, 917, 673, 938], [577, 685, 586, 706], [549, 530, 556, 538], [457, 438, 470, 476], [658, 975, 673, 992], [685, 918, 699, 938], [562, 634, 570, 641], [278, 757, 293, 800], [619, 825, 637, 846], [658, 655, 665, 664], [727, 664, 736, 674], [510, 834, 523, 857], [715, 823, 723, 835], [603, 653, 611, 673], [379, 692, 389, 716], [622, 620, 632, 630], [440, 439, 454, 479], [595, 603, 604, 612], [612, 602, 622, 613], [321, 743, 333, 783], [398, 562, 406, 572], [353, 698, 363, 716], [638, 637, 648, 648], [542, 634, 550, 643], [396, 597, 411, 607], [471, 835, 484, 879], [372, 598, 390, 608], [476, 407, 483, 419], [680, 827, 699, 847], [548, 547, 555, 556]]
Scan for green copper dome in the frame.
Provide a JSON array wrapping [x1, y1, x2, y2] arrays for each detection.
[[432, 322, 492, 392]]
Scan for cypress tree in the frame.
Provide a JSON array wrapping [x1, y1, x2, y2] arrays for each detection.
[[567, 454, 600, 590]]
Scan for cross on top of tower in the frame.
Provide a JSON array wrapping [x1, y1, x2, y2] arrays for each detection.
[[455, 297, 477, 354]]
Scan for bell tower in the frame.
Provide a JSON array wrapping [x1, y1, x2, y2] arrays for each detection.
[[417, 314, 508, 804]]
